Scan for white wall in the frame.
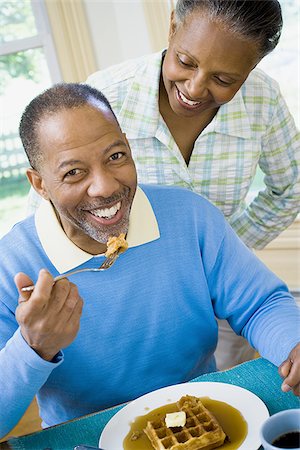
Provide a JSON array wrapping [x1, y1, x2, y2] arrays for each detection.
[[84, 0, 299, 127], [83, 0, 153, 70]]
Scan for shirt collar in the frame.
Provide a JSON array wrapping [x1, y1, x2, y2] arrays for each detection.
[[211, 88, 253, 139], [35, 186, 160, 273], [118, 51, 163, 139], [119, 50, 252, 140]]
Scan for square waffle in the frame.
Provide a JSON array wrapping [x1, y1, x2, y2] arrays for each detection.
[[144, 395, 226, 450]]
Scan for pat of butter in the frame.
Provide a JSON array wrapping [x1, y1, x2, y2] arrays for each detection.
[[165, 411, 186, 428]]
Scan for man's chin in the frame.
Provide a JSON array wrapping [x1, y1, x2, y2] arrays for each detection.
[[84, 224, 128, 244]]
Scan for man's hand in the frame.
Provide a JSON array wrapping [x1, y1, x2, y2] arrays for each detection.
[[279, 343, 300, 396], [15, 269, 83, 361]]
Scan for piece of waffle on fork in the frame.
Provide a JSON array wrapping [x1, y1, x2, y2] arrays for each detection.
[[105, 233, 128, 257], [144, 395, 226, 450]]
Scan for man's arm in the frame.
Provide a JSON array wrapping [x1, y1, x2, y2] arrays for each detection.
[[206, 220, 300, 369], [0, 271, 83, 438], [15, 271, 83, 361]]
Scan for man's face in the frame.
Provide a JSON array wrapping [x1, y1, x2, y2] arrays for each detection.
[[30, 103, 137, 254]]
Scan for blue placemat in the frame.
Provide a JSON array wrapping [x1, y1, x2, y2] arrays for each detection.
[[3, 358, 299, 450]]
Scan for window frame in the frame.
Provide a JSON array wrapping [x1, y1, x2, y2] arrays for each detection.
[[0, 0, 62, 83]]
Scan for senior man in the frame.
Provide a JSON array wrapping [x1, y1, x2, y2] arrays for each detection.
[[0, 83, 299, 438]]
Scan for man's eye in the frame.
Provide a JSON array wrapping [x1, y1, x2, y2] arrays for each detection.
[[110, 152, 124, 161], [65, 168, 80, 177]]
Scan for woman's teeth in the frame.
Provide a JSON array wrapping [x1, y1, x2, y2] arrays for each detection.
[[91, 201, 121, 219], [178, 89, 201, 106]]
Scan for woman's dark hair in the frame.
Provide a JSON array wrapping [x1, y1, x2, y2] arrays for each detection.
[[174, 0, 282, 57], [19, 83, 118, 170]]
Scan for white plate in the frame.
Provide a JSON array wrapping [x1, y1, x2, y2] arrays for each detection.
[[99, 381, 269, 449]]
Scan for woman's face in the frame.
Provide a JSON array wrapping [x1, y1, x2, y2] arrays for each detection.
[[162, 11, 262, 118]]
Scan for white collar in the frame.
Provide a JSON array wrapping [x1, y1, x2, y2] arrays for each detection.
[[35, 186, 160, 273]]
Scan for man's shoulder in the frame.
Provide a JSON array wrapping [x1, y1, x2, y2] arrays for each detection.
[[0, 216, 36, 251], [140, 184, 223, 216]]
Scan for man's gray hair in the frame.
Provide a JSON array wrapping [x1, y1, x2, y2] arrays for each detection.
[[19, 83, 119, 171]]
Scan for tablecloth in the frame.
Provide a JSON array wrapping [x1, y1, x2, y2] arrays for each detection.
[[1, 358, 299, 450]]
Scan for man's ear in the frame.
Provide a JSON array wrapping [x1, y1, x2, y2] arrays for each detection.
[[168, 10, 177, 41], [26, 168, 50, 200]]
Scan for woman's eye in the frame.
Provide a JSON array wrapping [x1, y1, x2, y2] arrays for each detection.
[[110, 152, 124, 161], [214, 77, 234, 86], [177, 55, 193, 68]]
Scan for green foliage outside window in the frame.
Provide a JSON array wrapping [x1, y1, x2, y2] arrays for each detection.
[[0, 0, 41, 94]]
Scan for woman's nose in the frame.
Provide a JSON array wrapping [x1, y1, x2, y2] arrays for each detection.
[[187, 71, 209, 99], [87, 169, 120, 198]]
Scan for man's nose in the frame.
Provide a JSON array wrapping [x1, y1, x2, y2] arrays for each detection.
[[87, 168, 120, 198]]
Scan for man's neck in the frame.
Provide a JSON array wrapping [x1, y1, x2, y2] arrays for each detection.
[[54, 207, 107, 255]]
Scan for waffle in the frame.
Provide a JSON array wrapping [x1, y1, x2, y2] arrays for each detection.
[[144, 395, 226, 450], [105, 233, 128, 257]]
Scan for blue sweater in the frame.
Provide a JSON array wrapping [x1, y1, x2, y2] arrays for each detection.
[[0, 185, 299, 436]]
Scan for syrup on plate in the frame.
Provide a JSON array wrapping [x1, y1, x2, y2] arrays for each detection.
[[123, 396, 247, 449]]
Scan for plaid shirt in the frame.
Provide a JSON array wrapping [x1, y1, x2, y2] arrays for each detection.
[[29, 51, 300, 249]]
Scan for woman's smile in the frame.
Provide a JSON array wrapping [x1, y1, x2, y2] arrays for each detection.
[[175, 85, 207, 111]]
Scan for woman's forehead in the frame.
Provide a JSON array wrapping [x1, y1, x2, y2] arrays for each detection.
[[172, 14, 261, 70]]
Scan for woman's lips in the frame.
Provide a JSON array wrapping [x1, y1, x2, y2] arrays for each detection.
[[175, 86, 205, 111]]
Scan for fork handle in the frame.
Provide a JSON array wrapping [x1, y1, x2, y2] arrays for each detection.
[[20, 252, 119, 293], [53, 267, 102, 281], [21, 268, 101, 292]]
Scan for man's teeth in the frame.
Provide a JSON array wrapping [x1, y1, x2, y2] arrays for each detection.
[[91, 201, 121, 219], [178, 89, 201, 106]]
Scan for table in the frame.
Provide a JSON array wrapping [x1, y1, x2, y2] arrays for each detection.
[[1, 358, 299, 450]]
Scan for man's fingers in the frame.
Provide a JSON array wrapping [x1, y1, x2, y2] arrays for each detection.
[[47, 278, 72, 311], [281, 360, 300, 395], [279, 358, 293, 379], [14, 272, 35, 303], [19, 269, 54, 309], [65, 293, 83, 326]]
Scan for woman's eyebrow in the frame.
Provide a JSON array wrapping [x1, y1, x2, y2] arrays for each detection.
[[177, 47, 243, 78]]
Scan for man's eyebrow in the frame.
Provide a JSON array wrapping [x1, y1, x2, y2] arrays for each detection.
[[104, 139, 128, 154], [58, 140, 128, 170], [58, 159, 82, 170]]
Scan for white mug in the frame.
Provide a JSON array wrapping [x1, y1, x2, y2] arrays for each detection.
[[260, 409, 300, 450]]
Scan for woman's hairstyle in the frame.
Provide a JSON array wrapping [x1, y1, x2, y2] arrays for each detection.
[[174, 0, 282, 57], [19, 83, 118, 171]]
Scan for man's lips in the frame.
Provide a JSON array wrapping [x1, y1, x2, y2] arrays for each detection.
[[85, 201, 123, 224]]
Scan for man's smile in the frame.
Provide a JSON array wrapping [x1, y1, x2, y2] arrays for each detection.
[[89, 201, 121, 220]]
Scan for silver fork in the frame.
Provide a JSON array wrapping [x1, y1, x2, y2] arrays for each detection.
[[21, 251, 120, 292]]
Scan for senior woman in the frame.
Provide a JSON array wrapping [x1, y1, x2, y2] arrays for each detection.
[[29, 0, 300, 369]]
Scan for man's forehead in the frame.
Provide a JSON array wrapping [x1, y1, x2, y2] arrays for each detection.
[[42, 101, 112, 121], [36, 104, 123, 159], [38, 104, 118, 140]]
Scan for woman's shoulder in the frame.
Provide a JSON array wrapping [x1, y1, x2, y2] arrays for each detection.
[[86, 51, 162, 90], [242, 67, 281, 98]]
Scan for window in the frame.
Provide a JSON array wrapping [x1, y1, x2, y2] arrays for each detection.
[[0, 0, 61, 237], [250, 0, 299, 195]]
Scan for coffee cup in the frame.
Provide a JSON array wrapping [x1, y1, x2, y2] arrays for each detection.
[[260, 409, 300, 449]]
